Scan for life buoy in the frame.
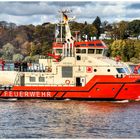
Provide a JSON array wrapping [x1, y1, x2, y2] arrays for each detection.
[[65, 80, 70, 85]]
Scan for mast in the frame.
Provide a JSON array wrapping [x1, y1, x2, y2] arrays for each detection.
[[58, 9, 75, 57], [60, 11, 63, 42]]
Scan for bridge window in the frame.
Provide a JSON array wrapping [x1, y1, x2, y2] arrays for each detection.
[[96, 43, 103, 46], [80, 44, 86, 47], [56, 49, 62, 54], [124, 67, 130, 74], [116, 68, 125, 73], [76, 49, 81, 53], [39, 77, 45, 82], [88, 49, 95, 54], [88, 44, 95, 47], [62, 66, 73, 78], [96, 49, 103, 54], [81, 49, 86, 54], [76, 45, 80, 47], [29, 77, 36, 82]]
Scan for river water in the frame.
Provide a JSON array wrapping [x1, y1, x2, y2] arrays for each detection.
[[0, 99, 139, 138]]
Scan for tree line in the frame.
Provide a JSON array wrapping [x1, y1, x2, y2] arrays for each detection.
[[0, 17, 139, 63]]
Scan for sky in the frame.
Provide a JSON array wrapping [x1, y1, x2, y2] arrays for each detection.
[[0, 1, 139, 25]]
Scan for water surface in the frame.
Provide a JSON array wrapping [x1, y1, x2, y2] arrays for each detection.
[[0, 100, 139, 138]]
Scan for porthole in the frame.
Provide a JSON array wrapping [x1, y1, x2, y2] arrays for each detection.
[[94, 69, 97, 72], [107, 69, 110, 72]]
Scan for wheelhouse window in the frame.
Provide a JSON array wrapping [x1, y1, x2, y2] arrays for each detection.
[[88, 49, 95, 54], [76, 49, 81, 53], [88, 44, 95, 47], [116, 68, 125, 73], [76, 45, 80, 47], [62, 66, 73, 78], [96, 43, 103, 46], [29, 77, 36, 82], [80, 44, 86, 47], [56, 49, 62, 54], [124, 67, 130, 74], [39, 77, 45, 82], [96, 49, 103, 54], [81, 49, 86, 54]]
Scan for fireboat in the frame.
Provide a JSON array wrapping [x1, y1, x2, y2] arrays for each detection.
[[0, 10, 140, 100]]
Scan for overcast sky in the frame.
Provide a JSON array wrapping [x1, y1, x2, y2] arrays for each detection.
[[0, 1, 139, 25]]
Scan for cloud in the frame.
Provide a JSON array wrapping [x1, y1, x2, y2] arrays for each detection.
[[0, 1, 139, 25], [47, 1, 91, 7], [126, 2, 140, 9], [0, 2, 58, 16]]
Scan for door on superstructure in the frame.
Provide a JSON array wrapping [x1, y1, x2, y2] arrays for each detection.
[[20, 75, 25, 86], [76, 77, 81, 86], [80, 77, 86, 86], [76, 77, 86, 87]]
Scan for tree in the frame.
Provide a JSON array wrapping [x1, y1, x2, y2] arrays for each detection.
[[117, 21, 129, 39], [42, 41, 51, 55], [30, 42, 42, 56], [24, 56, 32, 62], [32, 55, 41, 62], [110, 40, 129, 61], [110, 40, 126, 57], [93, 16, 101, 39], [134, 40, 140, 59], [109, 39, 140, 62], [84, 21, 87, 26], [82, 24, 97, 40], [13, 54, 24, 62], [111, 23, 119, 40], [20, 41, 31, 56], [128, 20, 140, 39], [2, 43, 15, 60]]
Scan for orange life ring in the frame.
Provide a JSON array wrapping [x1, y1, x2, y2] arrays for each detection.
[[65, 80, 70, 85]]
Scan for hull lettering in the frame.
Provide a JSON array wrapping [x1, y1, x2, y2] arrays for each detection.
[[2, 91, 53, 98]]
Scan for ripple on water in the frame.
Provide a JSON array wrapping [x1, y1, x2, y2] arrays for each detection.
[[0, 100, 139, 138]]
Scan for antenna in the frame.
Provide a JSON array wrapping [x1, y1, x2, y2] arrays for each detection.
[[73, 31, 80, 41]]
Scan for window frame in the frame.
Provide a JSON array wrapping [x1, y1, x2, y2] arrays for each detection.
[[116, 68, 126, 73], [96, 49, 103, 54], [56, 49, 62, 54], [88, 49, 95, 54], [39, 77, 45, 82], [29, 77, 36, 82]]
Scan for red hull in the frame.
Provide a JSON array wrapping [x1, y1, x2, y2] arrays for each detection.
[[1, 75, 140, 100]]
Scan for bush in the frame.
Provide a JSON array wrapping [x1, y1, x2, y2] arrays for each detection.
[[13, 54, 24, 62]]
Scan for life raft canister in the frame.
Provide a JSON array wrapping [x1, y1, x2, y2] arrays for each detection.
[[65, 80, 70, 85]]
